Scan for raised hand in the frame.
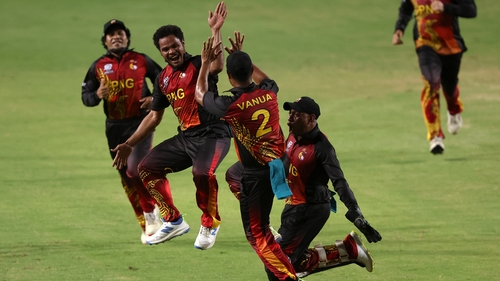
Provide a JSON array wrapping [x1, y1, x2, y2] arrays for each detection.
[[225, 31, 245, 54], [201, 37, 222, 64], [208, 1, 227, 31]]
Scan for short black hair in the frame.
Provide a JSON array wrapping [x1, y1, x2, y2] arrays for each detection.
[[101, 26, 131, 50], [152, 25, 184, 50], [226, 51, 253, 83]]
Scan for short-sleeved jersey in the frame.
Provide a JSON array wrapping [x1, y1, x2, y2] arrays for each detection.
[[285, 126, 357, 208], [152, 53, 221, 131], [203, 79, 285, 167], [82, 50, 162, 120], [395, 0, 477, 55]]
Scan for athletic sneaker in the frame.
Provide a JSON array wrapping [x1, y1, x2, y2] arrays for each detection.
[[347, 231, 374, 272], [269, 225, 282, 243], [447, 112, 462, 134], [194, 225, 220, 250], [429, 136, 445, 154], [146, 216, 190, 245], [144, 209, 162, 236]]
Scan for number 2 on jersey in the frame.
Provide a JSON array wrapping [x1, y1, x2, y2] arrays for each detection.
[[252, 109, 272, 138]]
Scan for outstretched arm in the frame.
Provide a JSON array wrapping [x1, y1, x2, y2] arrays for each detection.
[[111, 109, 164, 169], [393, 0, 414, 45], [195, 37, 222, 106], [207, 1, 227, 75]]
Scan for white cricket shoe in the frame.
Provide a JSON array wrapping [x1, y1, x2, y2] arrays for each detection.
[[144, 210, 162, 236], [447, 112, 462, 134], [194, 225, 220, 250], [349, 231, 374, 272], [146, 216, 190, 245], [429, 136, 445, 154]]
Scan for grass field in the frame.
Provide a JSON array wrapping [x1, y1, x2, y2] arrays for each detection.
[[1, 0, 499, 280]]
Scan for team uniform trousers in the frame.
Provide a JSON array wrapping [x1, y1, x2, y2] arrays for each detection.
[[279, 202, 330, 272], [417, 46, 463, 140], [203, 79, 296, 280], [138, 123, 230, 228], [239, 167, 296, 281], [106, 117, 155, 230]]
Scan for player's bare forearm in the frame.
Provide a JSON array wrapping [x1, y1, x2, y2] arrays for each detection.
[[196, 38, 216, 106], [251, 64, 269, 85], [127, 110, 163, 147], [195, 64, 210, 106], [209, 28, 224, 74], [207, 1, 226, 75]]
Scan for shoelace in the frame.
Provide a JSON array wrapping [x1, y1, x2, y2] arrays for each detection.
[[200, 227, 211, 237], [144, 212, 158, 224]]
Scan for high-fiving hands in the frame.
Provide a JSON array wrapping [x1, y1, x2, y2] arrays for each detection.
[[225, 31, 245, 54], [201, 37, 222, 64], [208, 1, 227, 31]]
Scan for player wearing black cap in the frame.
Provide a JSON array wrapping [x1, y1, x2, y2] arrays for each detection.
[[82, 19, 163, 244], [195, 32, 297, 281], [279, 96, 382, 277]]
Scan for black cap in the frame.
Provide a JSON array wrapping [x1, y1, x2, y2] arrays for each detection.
[[103, 19, 127, 35], [283, 96, 321, 118], [226, 51, 253, 81]]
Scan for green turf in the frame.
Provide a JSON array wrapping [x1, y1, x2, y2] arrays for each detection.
[[1, 0, 499, 280]]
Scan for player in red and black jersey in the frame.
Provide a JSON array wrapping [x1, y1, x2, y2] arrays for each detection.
[[82, 19, 162, 244], [195, 33, 297, 281], [112, 2, 231, 250], [278, 97, 381, 277], [392, 0, 477, 154]]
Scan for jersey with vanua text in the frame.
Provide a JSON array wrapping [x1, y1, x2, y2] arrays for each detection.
[[202, 79, 285, 167]]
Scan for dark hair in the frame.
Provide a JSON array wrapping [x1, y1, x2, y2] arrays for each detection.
[[152, 25, 184, 50], [101, 27, 131, 50], [226, 51, 253, 83]]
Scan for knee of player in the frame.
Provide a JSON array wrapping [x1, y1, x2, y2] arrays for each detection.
[[126, 166, 140, 179], [192, 170, 213, 182]]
